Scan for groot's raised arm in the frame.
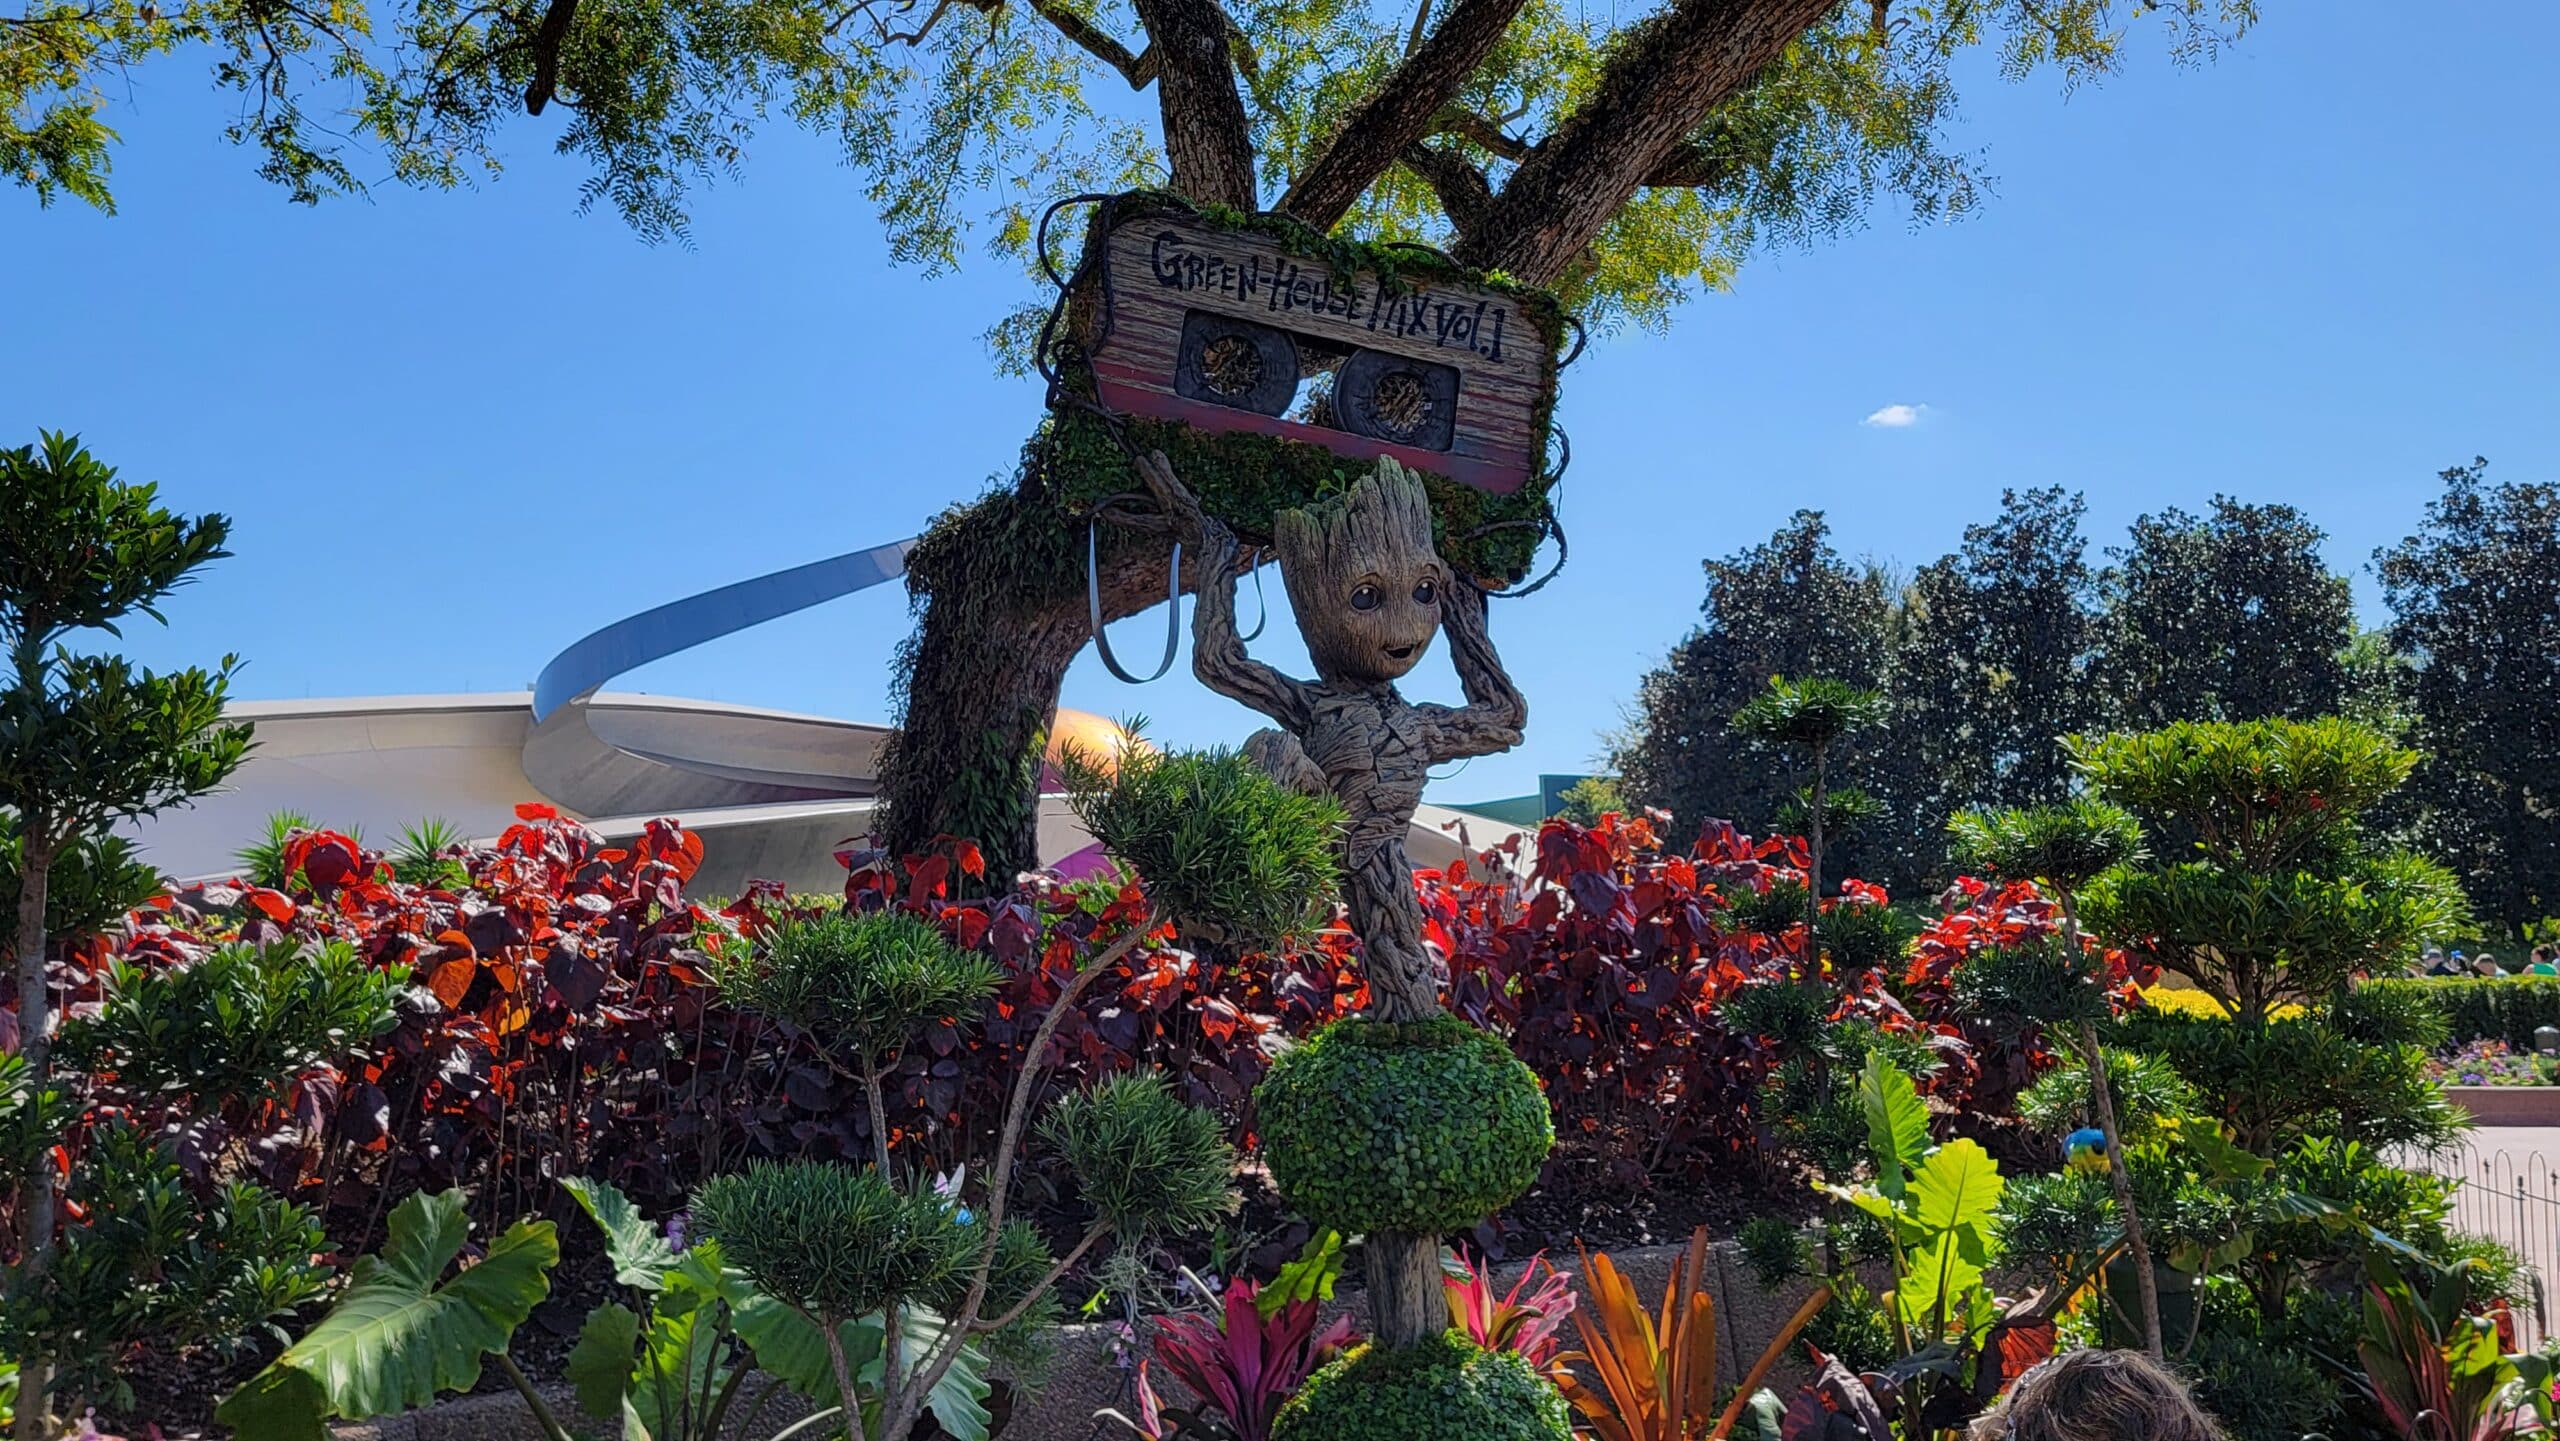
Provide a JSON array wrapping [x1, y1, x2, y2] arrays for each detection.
[[1417, 579, 1527, 762], [1133, 451, 1315, 731]]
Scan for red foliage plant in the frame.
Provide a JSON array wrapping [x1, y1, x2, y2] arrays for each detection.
[[1119, 1278, 1358, 1441], [1422, 812, 2003, 1188], [19, 803, 2080, 1254]]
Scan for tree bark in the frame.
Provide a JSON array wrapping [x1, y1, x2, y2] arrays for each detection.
[[13, 833, 52, 1441], [1274, 0, 1532, 229], [1457, 0, 1836, 286], [2076, 1021, 2164, 1362], [876, 533, 1177, 874], [1128, 0, 1259, 207], [1368, 1232, 1447, 1347]]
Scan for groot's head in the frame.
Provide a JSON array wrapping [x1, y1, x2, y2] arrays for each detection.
[[1273, 458, 1446, 686]]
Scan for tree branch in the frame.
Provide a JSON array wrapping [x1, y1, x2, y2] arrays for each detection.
[[521, 0, 578, 115], [1027, 0, 1159, 86], [1434, 107, 1530, 162], [1128, 0, 1258, 205], [1397, 143, 1494, 242], [1275, 0, 1530, 230], [1455, 0, 1836, 285]]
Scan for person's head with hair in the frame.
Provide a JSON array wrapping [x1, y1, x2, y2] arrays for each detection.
[[1966, 1349, 2222, 1441]]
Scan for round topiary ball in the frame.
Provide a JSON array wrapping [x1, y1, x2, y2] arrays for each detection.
[[1271, 1331, 1572, 1441], [1256, 1014, 1551, 1236]]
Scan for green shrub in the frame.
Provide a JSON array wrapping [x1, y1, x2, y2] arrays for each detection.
[[2331, 978, 2451, 1050], [1038, 1071, 1236, 1238], [1270, 1330, 1570, 1441], [1813, 896, 1916, 974], [1735, 1215, 1811, 1291], [1952, 934, 2116, 1030], [2184, 1328, 2339, 1441], [1257, 1015, 1550, 1236], [715, 912, 1001, 1062], [1059, 734, 1345, 942], [1723, 878, 1810, 938], [7, 1125, 330, 1414], [2365, 976, 2560, 1048], [692, 1160, 974, 1320], [56, 937, 400, 1103]]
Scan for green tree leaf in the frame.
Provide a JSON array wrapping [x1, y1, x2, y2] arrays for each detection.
[[214, 1190, 558, 1434]]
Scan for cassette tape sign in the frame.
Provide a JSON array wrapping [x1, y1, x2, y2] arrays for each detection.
[[1080, 212, 1554, 495]]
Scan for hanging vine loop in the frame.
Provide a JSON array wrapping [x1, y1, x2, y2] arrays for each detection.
[[1237, 551, 1270, 642], [1089, 519, 1183, 683]]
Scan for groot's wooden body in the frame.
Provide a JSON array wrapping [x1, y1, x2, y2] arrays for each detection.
[[1137, 452, 1527, 1344]]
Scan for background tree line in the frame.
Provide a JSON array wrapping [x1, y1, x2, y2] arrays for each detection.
[[1609, 458, 2560, 936]]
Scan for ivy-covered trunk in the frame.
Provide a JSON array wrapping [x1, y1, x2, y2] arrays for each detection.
[[876, 490, 1185, 876]]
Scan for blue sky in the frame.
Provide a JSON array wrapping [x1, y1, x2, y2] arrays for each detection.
[[3, 2, 2554, 808]]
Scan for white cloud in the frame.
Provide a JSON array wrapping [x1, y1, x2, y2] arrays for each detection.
[[1862, 403, 1929, 429]]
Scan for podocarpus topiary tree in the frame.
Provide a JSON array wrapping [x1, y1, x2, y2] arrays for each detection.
[[1732, 674, 1889, 937], [2070, 717, 2488, 1438], [0, 431, 251, 1437], [693, 739, 1326, 1441], [1947, 799, 2161, 1360]]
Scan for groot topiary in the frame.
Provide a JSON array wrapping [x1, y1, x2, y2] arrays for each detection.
[[1256, 1015, 1550, 1237], [1271, 1330, 1571, 1441], [1132, 450, 1544, 1350]]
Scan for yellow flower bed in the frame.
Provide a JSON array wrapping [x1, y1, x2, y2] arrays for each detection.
[[2138, 985, 2306, 1022]]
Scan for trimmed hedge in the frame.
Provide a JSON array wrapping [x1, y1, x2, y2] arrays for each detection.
[[1256, 1014, 1552, 1237], [2363, 977, 2560, 1048], [1271, 1331, 1572, 1441]]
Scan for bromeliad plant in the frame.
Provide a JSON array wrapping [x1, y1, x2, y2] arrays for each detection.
[[2359, 1251, 2558, 1441], [690, 740, 1329, 1441], [1110, 1272, 1359, 1441], [1557, 1226, 1829, 1441], [1444, 1250, 1575, 1380]]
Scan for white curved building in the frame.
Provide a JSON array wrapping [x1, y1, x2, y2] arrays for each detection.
[[122, 691, 1522, 894]]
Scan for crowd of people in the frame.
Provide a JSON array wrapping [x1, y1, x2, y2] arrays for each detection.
[[2415, 943, 2560, 978]]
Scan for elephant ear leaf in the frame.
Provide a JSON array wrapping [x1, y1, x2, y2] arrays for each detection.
[[216, 1189, 558, 1437], [1860, 1054, 1931, 1201], [566, 1302, 644, 1421], [565, 1175, 681, 1291]]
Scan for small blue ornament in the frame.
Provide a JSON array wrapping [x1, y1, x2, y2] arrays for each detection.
[[2064, 1127, 2110, 1174]]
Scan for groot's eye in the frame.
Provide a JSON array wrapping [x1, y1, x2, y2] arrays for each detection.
[[1412, 578, 1438, 606], [1351, 584, 1382, 611]]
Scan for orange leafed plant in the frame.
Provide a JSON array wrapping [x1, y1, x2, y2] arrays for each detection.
[[1558, 1226, 1831, 1441]]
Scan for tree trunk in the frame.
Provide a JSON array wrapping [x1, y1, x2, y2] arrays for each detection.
[[1805, 748, 1827, 944], [13, 834, 52, 1441], [2075, 1023, 2163, 1362], [877, 522, 1180, 876], [2057, 890, 2163, 1362], [1456, 0, 1838, 286], [1367, 1232, 1447, 1347], [1127, 0, 1258, 207]]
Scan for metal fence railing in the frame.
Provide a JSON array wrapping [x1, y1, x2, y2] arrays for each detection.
[[2423, 1141, 2560, 1348]]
